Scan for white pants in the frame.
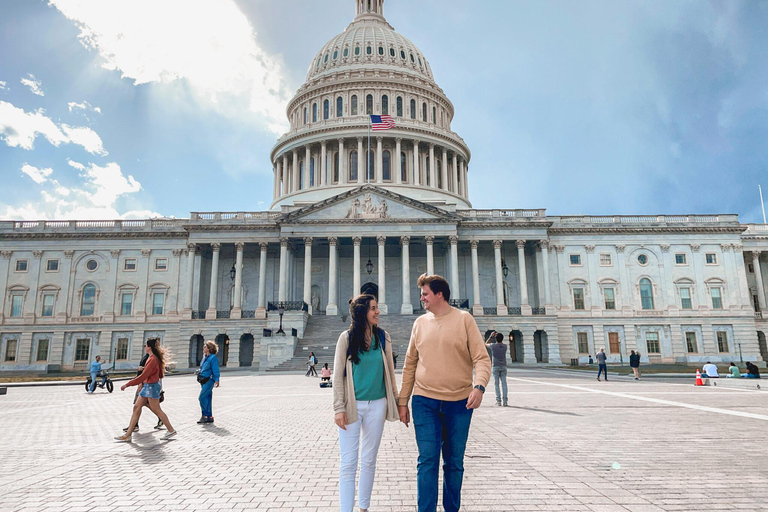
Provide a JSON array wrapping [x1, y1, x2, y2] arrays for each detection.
[[338, 397, 387, 512]]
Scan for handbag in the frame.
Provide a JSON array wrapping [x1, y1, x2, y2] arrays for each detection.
[[159, 390, 165, 403], [197, 374, 210, 385]]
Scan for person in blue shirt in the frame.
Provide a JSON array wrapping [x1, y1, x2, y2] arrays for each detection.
[[88, 355, 106, 394], [197, 340, 221, 424]]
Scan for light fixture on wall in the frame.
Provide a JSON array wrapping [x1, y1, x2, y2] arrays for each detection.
[[366, 238, 373, 275], [229, 250, 236, 282], [501, 242, 509, 278]]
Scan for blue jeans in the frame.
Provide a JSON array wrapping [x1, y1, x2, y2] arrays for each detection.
[[89, 372, 98, 392], [412, 395, 473, 512], [597, 364, 607, 380], [492, 366, 508, 403], [199, 379, 215, 417]]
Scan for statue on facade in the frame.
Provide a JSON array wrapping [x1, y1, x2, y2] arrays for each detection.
[[378, 199, 388, 218], [345, 198, 361, 219], [362, 193, 377, 215]]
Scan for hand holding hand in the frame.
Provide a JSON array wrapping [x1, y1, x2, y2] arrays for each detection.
[[466, 388, 484, 409], [398, 405, 410, 427], [335, 412, 348, 430]]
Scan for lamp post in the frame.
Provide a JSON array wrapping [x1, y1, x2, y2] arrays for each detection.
[[366, 238, 373, 275], [276, 301, 286, 335], [738, 342, 743, 364]]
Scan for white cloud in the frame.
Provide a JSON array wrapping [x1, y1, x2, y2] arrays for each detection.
[[0, 100, 107, 155], [49, 0, 292, 134], [2, 161, 159, 220], [68, 100, 101, 114], [0, 81, 7, 90], [20, 73, 44, 96]]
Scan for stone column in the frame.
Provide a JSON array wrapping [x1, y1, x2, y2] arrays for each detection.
[[461, 160, 468, 196], [327, 237, 339, 315], [273, 163, 279, 199], [357, 137, 364, 184], [471, 241, 483, 316], [377, 236, 387, 314], [493, 240, 508, 315], [206, 243, 221, 317], [441, 147, 449, 190], [401, 236, 413, 314], [395, 138, 402, 184], [521, 326, 537, 364], [413, 140, 421, 186], [425, 236, 435, 275], [452, 153, 459, 193], [304, 146, 311, 189], [753, 251, 767, 310], [585, 245, 599, 313], [691, 244, 705, 309], [292, 149, 299, 192], [231, 242, 245, 319], [353, 237, 362, 296], [449, 235, 460, 299], [376, 137, 383, 184], [184, 244, 196, 317], [278, 238, 288, 302], [320, 141, 327, 186], [540, 240, 552, 307], [517, 240, 531, 314], [303, 237, 313, 314], [257, 242, 267, 318], [282, 154, 289, 195], [338, 138, 347, 185], [428, 143, 436, 187]]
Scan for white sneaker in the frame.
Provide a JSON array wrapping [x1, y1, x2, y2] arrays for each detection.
[[162, 430, 177, 440]]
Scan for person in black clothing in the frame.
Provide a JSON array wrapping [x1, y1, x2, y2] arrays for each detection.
[[629, 350, 641, 380], [745, 361, 761, 379], [123, 350, 164, 432]]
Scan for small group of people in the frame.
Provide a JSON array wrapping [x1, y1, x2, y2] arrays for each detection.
[[706, 361, 762, 379], [333, 274, 491, 512], [592, 348, 643, 381]]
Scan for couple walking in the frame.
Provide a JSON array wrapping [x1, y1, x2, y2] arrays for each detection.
[[333, 274, 491, 512]]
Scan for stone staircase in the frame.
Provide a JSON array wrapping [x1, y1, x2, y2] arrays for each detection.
[[266, 313, 420, 372]]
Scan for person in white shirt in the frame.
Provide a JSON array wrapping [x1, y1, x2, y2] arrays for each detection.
[[701, 362, 719, 378]]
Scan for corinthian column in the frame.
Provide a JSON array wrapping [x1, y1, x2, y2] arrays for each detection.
[[282, 154, 289, 194], [425, 236, 435, 275], [413, 140, 421, 186], [452, 153, 458, 193], [377, 236, 387, 314], [303, 238, 313, 313], [493, 240, 508, 315], [428, 143, 436, 187], [320, 141, 327, 186], [470, 241, 482, 315], [353, 237, 362, 295], [395, 138, 402, 184], [257, 242, 267, 318], [753, 251, 767, 310], [184, 244, 196, 317], [338, 138, 347, 185], [292, 149, 299, 192], [206, 243, 221, 317], [327, 237, 339, 316], [540, 240, 552, 307], [517, 240, 531, 315], [376, 137, 383, 184], [441, 148, 448, 190], [357, 137, 364, 184], [231, 242, 245, 319], [401, 236, 413, 314], [278, 238, 288, 302], [449, 235, 460, 299]]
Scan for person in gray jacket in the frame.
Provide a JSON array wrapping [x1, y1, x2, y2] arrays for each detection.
[[332, 294, 399, 512], [596, 347, 608, 381]]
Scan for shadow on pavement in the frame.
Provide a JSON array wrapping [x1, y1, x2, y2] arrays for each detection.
[[507, 406, 580, 416]]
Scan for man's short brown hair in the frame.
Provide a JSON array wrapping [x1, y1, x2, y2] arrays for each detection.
[[416, 273, 451, 302]]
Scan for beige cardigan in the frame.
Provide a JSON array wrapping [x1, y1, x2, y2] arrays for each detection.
[[332, 329, 399, 424]]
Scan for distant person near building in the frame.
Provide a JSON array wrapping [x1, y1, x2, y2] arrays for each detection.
[[197, 340, 220, 424], [728, 362, 741, 378], [485, 331, 508, 406], [629, 350, 641, 380], [596, 348, 608, 381], [87, 355, 105, 394], [744, 361, 761, 379], [701, 362, 719, 378]]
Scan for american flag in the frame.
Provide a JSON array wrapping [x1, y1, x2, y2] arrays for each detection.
[[370, 115, 396, 131]]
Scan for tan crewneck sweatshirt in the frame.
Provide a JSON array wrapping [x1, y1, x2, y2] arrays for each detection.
[[398, 307, 491, 405]]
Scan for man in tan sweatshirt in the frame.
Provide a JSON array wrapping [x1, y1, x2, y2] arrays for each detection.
[[398, 274, 491, 512]]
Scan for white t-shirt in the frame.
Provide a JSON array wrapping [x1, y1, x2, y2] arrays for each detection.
[[702, 363, 719, 377]]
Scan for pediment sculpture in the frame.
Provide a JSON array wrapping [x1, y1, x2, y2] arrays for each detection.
[[345, 194, 389, 219]]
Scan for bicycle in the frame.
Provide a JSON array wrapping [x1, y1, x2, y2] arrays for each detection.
[[85, 369, 114, 393]]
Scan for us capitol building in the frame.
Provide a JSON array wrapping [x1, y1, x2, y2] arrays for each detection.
[[1, 0, 767, 372]]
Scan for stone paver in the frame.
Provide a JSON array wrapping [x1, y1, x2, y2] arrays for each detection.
[[2, 369, 768, 511]]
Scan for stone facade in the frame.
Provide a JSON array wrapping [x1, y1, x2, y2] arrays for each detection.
[[0, 1, 767, 372]]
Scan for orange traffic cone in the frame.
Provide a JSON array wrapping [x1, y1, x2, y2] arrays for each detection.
[[695, 369, 703, 386]]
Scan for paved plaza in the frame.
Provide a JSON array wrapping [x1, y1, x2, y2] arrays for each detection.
[[2, 369, 768, 512]]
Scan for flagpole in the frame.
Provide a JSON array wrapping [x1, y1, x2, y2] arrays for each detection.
[[760, 184, 767, 224], [367, 116, 371, 184]]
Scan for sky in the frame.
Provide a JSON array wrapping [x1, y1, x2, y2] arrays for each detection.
[[1, 0, 767, 222]]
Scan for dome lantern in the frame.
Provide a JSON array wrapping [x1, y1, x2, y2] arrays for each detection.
[[356, 0, 384, 18]]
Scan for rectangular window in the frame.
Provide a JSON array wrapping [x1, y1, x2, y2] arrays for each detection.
[[716, 331, 729, 353], [646, 332, 660, 354], [42, 294, 55, 317], [569, 254, 581, 266], [15, 260, 28, 272], [573, 288, 585, 310], [599, 253, 612, 266], [604, 288, 615, 310], [10, 295, 23, 318], [685, 332, 698, 353], [675, 253, 687, 265], [711, 287, 723, 309], [46, 259, 59, 272], [155, 258, 168, 271], [116, 338, 129, 360], [4, 340, 17, 362], [124, 258, 137, 271], [75, 339, 90, 361], [748, 263, 755, 273], [680, 288, 692, 310], [120, 293, 133, 316], [577, 332, 589, 354], [705, 253, 717, 265], [152, 293, 164, 315], [36, 338, 49, 361]]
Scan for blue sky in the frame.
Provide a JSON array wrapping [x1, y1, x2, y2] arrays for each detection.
[[1, 0, 767, 222]]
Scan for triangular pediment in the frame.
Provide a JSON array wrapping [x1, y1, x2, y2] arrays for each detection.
[[282, 186, 460, 224]]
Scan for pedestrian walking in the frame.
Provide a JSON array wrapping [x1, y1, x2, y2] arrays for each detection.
[[197, 340, 220, 424], [333, 294, 399, 512], [629, 350, 641, 380], [87, 355, 105, 394], [306, 352, 318, 377], [115, 338, 176, 442], [596, 348, 608, 381], [123, 351, 163, 432], [398, 274, 491, 512], [485, 331, 508, 406]]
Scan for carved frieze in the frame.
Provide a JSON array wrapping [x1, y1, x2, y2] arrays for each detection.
[[345, 193, 390, 219]]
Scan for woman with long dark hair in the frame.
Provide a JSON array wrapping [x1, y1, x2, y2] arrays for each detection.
[[115, 338, 177, 441], [332, 294, 399, 512]]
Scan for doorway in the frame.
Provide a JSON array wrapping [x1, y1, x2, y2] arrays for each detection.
[[239, 334, 254, 367], [608, 332, 621, 355], [509, 330, 523, 363], [189, 335, 204, 367], [216, 334, 230, 367], [533, 330, 548, 363]]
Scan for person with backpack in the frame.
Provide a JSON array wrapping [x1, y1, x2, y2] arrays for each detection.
[[332, 294, 399, 512]]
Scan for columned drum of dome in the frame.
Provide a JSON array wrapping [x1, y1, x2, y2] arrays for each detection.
[[270, 0, 472, 210]]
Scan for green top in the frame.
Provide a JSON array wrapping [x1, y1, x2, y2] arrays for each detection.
[[352, 332, 387, 402], [729, 366, 741, 378]]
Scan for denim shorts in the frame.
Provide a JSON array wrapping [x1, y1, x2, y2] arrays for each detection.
[[139, 381, 162, 399]]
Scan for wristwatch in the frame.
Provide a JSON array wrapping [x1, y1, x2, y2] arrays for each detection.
[[474, 384, 485, 393]]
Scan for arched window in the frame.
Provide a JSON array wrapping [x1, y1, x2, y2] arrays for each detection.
[[366, 94, 373, 115], [425, 157, 430, 186], [640, 278, 654, 310], [366, 149, 375, 181], [383, 150, 391, 181], [401, 152, 407, 182], [432, 106, 436, 124], [354, 45, 360, 56], [81, 284, 96, 316], [310, 157, 315, 187], [378, 46, 384, 56], [336, 97, 343, 117], [333, 50, 338, 60], [396, 96, 403, 117], [312, 103, 317, 122], [334, 153, 339, 183], [349, 151, 358, 182], [303, 107, 307, 125], [323, 99, 329, 120], [389, 47, 395, 57], [382, 95, 388, 115], [410, 99, 416, 119], [422, 102, 427, 122], [299, 162, 304, 190], [343, 47, 349, 57], [366, 45, 372, 55], [436, 159, 442, 188], [351, 95, 358, 115]]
